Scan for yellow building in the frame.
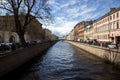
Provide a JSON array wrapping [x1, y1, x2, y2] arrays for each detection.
[[0, 14, 44, 43]]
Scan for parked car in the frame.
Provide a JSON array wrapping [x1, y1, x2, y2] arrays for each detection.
[[30, 41, 37, 45], [0, 43, 11, 51], [108, 43, 117, 49]]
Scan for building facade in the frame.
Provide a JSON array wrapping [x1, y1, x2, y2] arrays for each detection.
[[51, 34, 58, 40], [65, 34, 71, 40], [0, 14, 44, 43], [74, 23, 79, 41], [93, 7, 120, 44], [69, 29, 74, 41], [44, 28, 58, 41], [84, 23, 93, 42], [44, 28, 52, 41], [74, 21, 93, 41]]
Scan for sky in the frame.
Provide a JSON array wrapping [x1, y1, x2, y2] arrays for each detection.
[[42, 0, 120, 37], [0, 0, 120, 37]]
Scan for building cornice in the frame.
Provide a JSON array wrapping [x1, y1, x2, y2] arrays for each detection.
[[94, 7, 120, 23]]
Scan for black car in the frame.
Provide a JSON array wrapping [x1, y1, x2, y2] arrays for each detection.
[[0, 43, 10, 51]]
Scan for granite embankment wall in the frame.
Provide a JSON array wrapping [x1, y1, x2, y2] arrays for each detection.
[[0, 41, 57, 77], [68, 41, 120, 64]]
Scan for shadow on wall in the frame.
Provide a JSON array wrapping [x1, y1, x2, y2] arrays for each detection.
[[103, 48, 120, 69]]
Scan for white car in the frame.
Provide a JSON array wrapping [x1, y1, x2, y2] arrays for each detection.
[[108, 44, 117, 49]]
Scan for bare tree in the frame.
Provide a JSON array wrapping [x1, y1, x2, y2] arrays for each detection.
[[0, 0, 51, 46]]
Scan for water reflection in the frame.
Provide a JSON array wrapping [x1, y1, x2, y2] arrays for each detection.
[[2, 41, 120, 80]]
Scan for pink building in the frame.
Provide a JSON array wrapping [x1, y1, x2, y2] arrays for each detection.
[[93, 7, 120, 44]]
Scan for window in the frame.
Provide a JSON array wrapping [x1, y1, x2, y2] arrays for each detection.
[[110, 16, 112, 20], [113, 14, 115, 19], [108, 23, 112, 30], [117, 22, 119, 29], [108, 17, 109, 21], [117, 12, 119, 18]]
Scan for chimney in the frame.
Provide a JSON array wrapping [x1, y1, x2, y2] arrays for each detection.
[[110, 8, 116, 12]]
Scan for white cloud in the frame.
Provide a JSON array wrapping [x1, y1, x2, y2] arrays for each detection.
[[65, 4, 97, 19], [43, 20, 78, 37], [44, 0, 109, 37], [80, 8, 96, 16], [60, 0, 77, 8], [66, 7, 80, 14], [60, 3, 69, 8], [48, 0, 56, 4]]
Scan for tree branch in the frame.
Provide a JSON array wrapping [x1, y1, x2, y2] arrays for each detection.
[[0, 6, 13, 13]]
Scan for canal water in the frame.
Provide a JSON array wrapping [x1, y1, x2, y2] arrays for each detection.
[[1, 41, 120, 80]]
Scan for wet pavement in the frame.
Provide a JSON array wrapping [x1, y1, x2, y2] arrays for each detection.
[[1, 41, 120, 80]]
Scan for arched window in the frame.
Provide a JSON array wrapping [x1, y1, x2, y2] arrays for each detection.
[[9, 36, 15, 43]]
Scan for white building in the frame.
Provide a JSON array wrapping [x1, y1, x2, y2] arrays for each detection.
[[93, 7, 120, 43]]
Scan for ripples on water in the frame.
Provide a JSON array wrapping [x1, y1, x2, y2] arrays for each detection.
[[2, 41, 120, 80]]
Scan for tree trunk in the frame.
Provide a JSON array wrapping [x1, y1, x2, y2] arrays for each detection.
[[17, 31, 27, 47], [13, 14, 27, 47]]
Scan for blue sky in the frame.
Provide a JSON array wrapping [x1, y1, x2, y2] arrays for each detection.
[[0, 0, 120, 37], [43, 0, 120, 37]]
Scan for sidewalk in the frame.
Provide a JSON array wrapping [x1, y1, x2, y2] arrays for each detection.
[[74, 41, 120, 53]]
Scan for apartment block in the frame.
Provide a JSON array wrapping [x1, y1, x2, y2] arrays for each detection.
[[84, 22, 93, 42], [93, 7, 120, 44], [74, 21, 93, 41]]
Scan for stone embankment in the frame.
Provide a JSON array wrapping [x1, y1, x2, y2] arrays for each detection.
[[67, 41, 120, 65], [0, 41, 57, 77]]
